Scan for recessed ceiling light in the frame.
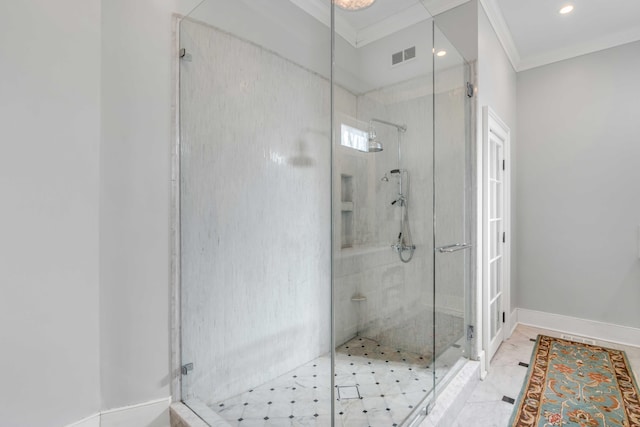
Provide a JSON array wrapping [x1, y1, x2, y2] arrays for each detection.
[[334, 0, 376, 11], [559, 5, 574, 14], [436, 50, 447, 57]]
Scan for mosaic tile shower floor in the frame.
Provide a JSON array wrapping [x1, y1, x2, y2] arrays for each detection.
[[211, 335, 464, 427]]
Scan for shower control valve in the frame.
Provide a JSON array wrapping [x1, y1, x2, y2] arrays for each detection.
[[392, 242, 416, 253], [391, 195, 405, 206]]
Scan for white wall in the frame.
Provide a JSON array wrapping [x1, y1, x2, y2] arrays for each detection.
[[0, 1, 101, 426], [100, 0, 189, 412], [1, 0, 197, 424], [516, 41, 640, 329], [477, 3, 517, 311]]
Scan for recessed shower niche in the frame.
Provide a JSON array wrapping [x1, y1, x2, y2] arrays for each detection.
[[340, 174, 354, 249], [177, 0, 474, 425]]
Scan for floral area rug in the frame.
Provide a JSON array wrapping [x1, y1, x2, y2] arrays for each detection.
[[510, 335, 640, 426]]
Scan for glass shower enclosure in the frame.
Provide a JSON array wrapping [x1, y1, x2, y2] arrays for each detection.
[[177, 1, 474, 426]]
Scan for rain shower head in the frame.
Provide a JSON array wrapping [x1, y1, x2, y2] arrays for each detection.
[[367, 118, 408, 153], [367, 125, 383, 152], [368, 137, 383, 152], [367, 124, 383, 153]]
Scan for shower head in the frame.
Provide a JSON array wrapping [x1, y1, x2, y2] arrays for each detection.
[[368, 137, 383, 153], [367, 125, 383, 153]]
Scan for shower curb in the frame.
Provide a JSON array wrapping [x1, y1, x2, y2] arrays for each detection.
[[421, 360, 481, 426]]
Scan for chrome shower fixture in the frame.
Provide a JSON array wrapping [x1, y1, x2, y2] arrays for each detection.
[[366, 118, 407, 154], [370, 118, 407, 133], [367, 122, 383, 152]]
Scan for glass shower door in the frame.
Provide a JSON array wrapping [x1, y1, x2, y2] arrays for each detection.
[[179, 1, 333, 424], [331, 2, 437, 425], [432, 24, 473, 390]]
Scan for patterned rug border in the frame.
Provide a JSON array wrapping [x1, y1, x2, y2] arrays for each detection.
[[509, 334, 640, 427]]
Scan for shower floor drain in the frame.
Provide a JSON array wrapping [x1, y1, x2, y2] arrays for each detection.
[[336, 385, 361, 400]]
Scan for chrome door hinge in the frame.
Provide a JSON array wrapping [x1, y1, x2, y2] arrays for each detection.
[[181, 363, 194, 375], [466, 82, 474, 98], [179, 48, 192, 62], [467, 325, 474, 340]]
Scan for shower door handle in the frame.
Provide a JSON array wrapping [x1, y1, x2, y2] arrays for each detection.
[[436, 243, 472, 253]]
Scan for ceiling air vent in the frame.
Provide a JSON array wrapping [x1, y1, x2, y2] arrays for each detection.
[[404, 46, 416, 60], [391, 46, 416, 67], [391, 51, 404, 66]]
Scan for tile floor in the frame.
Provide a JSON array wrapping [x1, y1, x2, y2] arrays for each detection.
[[210, 335, 464, 427], [451, 324, 640, 427]]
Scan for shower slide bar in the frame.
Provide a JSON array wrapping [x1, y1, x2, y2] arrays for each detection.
[[436, 243, 472, 253]]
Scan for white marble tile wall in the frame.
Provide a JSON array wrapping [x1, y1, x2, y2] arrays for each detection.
[[334, 76, 434, 352], [333, 69, 470, 365], [180, 19, 332, 404]]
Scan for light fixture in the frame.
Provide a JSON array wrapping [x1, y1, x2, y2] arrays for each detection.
[[436, 50, 447, 57], [334, 0, 376, 11], [559, 5, 574, 14]]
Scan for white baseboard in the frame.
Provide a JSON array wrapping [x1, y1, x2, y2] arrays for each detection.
[[65, 413, 100, 427], [101, 397, 171, 427], [66, 397, 171, 427], [516, 308, 640, 348]]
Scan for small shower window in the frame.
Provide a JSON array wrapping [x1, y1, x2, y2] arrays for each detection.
[[341, 124, 368, 152]]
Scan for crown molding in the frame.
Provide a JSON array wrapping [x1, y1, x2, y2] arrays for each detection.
[[480, 0, 640, 72], [479, 0, 520, 70], [517, 24, 640, 71]]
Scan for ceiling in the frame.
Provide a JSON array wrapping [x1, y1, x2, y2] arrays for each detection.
[[292, 0, 640, 71], [289, 0, 469, 47], [482, 0, 640, 71]]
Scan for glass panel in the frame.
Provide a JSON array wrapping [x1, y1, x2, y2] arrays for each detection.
[[179, 1, 473, 425], [490, 182, 497, 219], [490, 221, 497, 259], [179, 1, 332, 424], [489, 296, 499, 339], [332, 1, 436, 425], [490, 261, 497, 299], [495, 143, 501, 180], [490, 140, 497, 180], [496, 220, 503, 257], [433, 22, 472, 396], [496, 257, 503, 295], [496, 182, 503, 219], [494, 295, 502, 339]]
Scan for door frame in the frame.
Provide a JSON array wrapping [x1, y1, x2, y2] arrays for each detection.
[[481, 106, 511, 373]]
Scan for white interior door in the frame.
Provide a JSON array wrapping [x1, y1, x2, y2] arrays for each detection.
[[483, 107, 511, 364]]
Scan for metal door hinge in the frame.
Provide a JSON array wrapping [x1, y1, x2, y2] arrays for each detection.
[[181, 363, 194, 375], [466, 82, 474, 98], [467, 325, 474, 340], [503, 232, 506, 243], [503, 159, 505, 170], [179, 48, 192, 62], [503, 312, 506, 323]]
